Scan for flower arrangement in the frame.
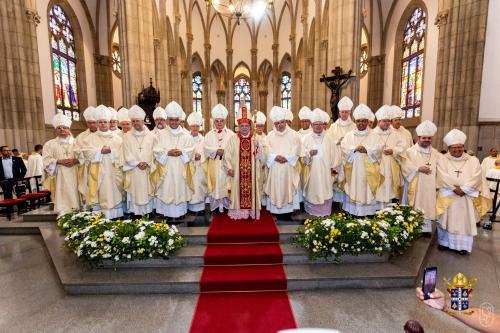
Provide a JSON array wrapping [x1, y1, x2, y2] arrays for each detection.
[[57, 211, 186, 267], [295, 205, 424, 261]]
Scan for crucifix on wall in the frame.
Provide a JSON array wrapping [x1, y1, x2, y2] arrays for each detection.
[[320, 66, 356, 121]]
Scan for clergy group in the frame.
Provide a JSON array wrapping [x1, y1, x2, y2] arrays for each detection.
[[42, 97, 492, 255]]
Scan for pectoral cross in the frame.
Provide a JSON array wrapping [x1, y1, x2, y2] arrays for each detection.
[[426, 162, 431, 166], [454, 170, 462, 178], [138, 147, 143, 152]]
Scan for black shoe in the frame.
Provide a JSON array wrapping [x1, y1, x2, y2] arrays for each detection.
[[457, 250, 469, 255], [438, 245, 448, 251]]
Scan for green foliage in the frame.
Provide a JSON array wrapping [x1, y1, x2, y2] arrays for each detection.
[[294, 205, 424, 261], [57, 210, 186, 267]]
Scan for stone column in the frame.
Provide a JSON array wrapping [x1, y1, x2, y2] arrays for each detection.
[[203, 42, 211, 116], [94, 55, 113, 106], [433, 0, 488, 151], [366, 54, 385, 112], [251, 48, 258, 111], [272, 43, 280, 106], [0, 0, 46, 152], [226, 47, 234, 129], [327, 0, 362, 104], [258, 90, 268, 115], [118, 0, 155, 106]]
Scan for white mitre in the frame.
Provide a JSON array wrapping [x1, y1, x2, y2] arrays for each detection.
[[338, 96, 354, 111], [83, 106, 96, 121], [298, 106, 312, 121], [310, 108, 325, 123], [52, 113, 72, 128], [108, 107, 118, 120], [117, 108, 131, 122], [285, 108, 293, 122], [187, 111, 203, 126], [390, 105, 405, 119], [352, 104, 373, 120], [375, 105, 392, 120], [211, 104, 229, 119], [181, 111, 187, 121], [443, 129, 467, 146], [253, 111, 266, 125], [269, 106, 286, 123], [415, 120, 437, 137], [128, 105, 146, 120], [153, 106, 166, 120], [321, 110, 330, 123], [165, 101, 183, 118], [93, 104, 111, 121]]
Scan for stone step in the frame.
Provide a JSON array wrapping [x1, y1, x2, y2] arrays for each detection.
[[38, 223, 434, 295]]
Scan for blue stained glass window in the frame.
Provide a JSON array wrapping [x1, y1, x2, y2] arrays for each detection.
[[192, 72, 203, 112], [280, 72, 292, 109], [234, 77, 251, 120]]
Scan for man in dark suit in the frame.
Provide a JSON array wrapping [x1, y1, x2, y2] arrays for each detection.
[[1, 145, 27, 199]]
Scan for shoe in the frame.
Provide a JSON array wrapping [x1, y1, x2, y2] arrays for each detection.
[[438, 245, 448, 251], [457, 250, 469, 255]]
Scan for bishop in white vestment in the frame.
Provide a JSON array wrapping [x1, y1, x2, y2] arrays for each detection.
[[297, 106, 313, 139], [154, 101, 195, 218], [481, 147, 499, 175], [187, 111, 207, 212], [340, 104, 384, 216], [327, 96, 356, 203], [400, 120, 441, 232], [203, 104, 235, 211], [152, 107, 167, 136], [117, 107, 132, 137], [82, 105, 124, 219], [302, 109, 336, 216], [253, 111, 268, 206], [390, 105, 413, 150], [436, 129, 491, 254], [43, 114, 80, 215], [264, 106, 302, 214], [122, 105, 157, 216], [373, 105, 405, 206]]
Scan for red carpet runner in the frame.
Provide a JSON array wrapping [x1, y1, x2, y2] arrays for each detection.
[[189, 210, 297, 333]]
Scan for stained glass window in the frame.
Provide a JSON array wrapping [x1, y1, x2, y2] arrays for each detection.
[[280, 72, 292, 109], [400, 7, 426, 118], [49, 4, 79, 120], [360, 45, 368, 78], [192, 72, 203, 112], [234, 76, 251, 119], [112, 44, 121, 77]]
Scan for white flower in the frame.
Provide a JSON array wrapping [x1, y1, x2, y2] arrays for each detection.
[[168, 239, 174, 246], [134, 231, 145, 240], [127, 254, 131, 259], [122, 237, 130, 244], [102, 253, 111, 259], [122, 219, 132, 224], [69, 231, 79, 239], [361, 231, 369, 239], [114, 255, 120, 261], [148, 236, 158, 246], [103, 230, 114, 242]]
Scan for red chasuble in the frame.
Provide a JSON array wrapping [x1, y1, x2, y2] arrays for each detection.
[[238, 132, 253, 209]]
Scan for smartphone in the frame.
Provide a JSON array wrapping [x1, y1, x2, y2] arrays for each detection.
[[422, 266, 437, 300]]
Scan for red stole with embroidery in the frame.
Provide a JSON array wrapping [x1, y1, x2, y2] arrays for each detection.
[[238, 132, 253, 209]]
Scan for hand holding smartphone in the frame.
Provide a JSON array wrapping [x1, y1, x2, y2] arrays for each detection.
[[422, 266, 437, 300]]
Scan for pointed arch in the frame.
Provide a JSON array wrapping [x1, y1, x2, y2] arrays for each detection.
[[233, 61, 252, 80], [191, 52, 204, 74], [47, 0, 89, 121], [209, 12, 228, 41], [192, 0, 207, 35], [392, 1, 428, 123]]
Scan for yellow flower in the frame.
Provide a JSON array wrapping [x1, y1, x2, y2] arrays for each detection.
[[137, 248, 144, 254]]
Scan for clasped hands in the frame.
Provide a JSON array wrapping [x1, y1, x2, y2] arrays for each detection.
[[57, 158, 79, 167], [167, 149, 183, 157], [418, 165, 432, 175], [383, 148, 393, 156], [355, 145, 367, 154], [227, 169, 235, 177], [309, 149, 318, 157], [194, 153, 201, 161], [101, 145, 111, 154], [137, 162, 148, 170], [453, 185, 465, 197], [274, 155, 288, 164], [216, 149, 224, 158]]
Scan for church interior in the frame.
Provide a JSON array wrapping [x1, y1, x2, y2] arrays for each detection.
[[1, 0, 500, 332]]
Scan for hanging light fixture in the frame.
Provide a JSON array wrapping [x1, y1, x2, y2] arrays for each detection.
[[205, 0, 273, 25]]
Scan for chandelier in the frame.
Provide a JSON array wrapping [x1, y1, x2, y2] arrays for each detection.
[[206, 0, 273, 24]]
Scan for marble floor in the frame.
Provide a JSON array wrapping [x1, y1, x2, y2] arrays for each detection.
[[0, 219, 499, 333]]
